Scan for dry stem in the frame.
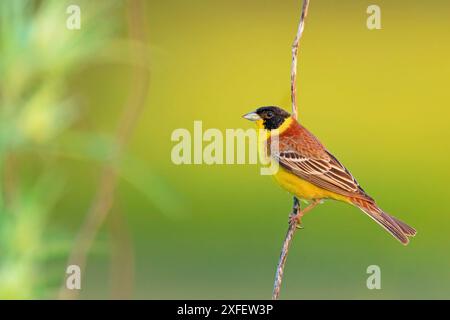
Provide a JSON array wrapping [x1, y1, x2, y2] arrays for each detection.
[[58, 0, 149, 299], [272, 0, 310, 300]]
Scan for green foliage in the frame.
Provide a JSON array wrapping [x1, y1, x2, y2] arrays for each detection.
[[0, 0, 187, 298], [0, 0, 118, 299]]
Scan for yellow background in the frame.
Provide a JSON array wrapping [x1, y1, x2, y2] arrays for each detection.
[[1, 0, 449, 299]]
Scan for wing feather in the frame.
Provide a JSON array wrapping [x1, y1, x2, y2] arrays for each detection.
[[274, 149, 370, 200]]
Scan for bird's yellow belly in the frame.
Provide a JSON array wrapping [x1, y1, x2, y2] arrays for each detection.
[[273, 166, 350, 203]]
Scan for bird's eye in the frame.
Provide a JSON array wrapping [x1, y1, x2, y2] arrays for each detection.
[[266, 111, 274, 118]]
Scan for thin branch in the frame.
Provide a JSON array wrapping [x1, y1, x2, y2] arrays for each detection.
[[272, 0, 310, 300], [272, 198, 300, 300], [290, 0, 310, 120], [58, 0, 149, 299]]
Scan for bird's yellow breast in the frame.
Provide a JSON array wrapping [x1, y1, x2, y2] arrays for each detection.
[[272, 165, 351, 203], [256, 117, 351, 203]]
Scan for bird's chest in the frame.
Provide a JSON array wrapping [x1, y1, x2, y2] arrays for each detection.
[[272, 166, 326, 200]]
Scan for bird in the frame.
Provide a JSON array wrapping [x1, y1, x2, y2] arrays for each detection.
[[243, 106, 416, 245]]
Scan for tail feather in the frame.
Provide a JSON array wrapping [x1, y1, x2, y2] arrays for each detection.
[[390, 216, 417, 237], [351, 198, 415, 245]]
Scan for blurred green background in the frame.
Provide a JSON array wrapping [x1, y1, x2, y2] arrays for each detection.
[[0, 0, 449, 299]]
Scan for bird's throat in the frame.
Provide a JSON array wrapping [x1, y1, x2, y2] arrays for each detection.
[[256, 117, 294, 138]]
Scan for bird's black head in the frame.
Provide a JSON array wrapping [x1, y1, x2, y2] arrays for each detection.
[[243, 106, 291, 130]]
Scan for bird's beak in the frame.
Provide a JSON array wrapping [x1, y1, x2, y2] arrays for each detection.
[[242, 111, 261, 121]]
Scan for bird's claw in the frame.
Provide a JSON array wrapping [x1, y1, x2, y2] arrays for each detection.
[[289, 213, 304, 229]]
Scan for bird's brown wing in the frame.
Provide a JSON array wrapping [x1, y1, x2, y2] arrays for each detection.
[[272, 124, 372, 201], [270, 121, 416, 244]]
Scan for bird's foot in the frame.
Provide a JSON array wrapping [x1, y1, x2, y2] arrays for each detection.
[[289, 197, 305, 228], [289, 212, 304, 229]]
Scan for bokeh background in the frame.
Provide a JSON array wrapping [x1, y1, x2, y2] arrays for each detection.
[[0, 0, 449, 299]]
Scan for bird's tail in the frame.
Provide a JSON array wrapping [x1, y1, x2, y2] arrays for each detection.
[[350, 197, 416, 245]]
